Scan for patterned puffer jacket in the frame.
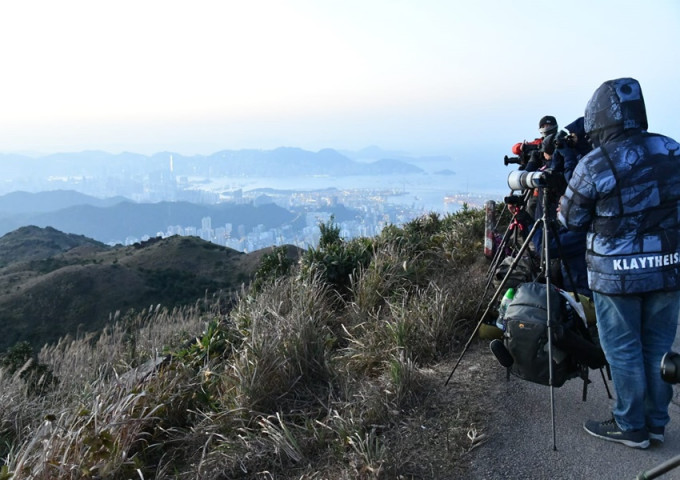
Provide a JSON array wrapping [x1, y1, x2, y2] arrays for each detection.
[[558, 77, 680, 294]]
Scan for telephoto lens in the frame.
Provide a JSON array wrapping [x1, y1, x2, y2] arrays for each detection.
[[660, 351, 680, 384], [507, 170, 546, 190]]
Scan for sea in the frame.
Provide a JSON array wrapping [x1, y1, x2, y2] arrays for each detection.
[[193, 157, 509, 216]]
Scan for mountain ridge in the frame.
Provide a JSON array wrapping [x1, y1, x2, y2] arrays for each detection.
[[0, 226, 302, 351], [0, 191, 315, 243], [0, 147, 426, 180]]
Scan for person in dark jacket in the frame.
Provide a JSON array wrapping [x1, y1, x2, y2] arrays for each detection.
[[559, 77, 680, 449], [556, 116, 592, 183], [539, 116, 593, 297], [528, 126, 591, 297]]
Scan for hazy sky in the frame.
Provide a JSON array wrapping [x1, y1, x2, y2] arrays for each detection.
[[0, 0, 678, 159]]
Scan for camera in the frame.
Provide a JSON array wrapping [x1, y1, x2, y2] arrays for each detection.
[[504, 155, 523, 166], [554, 129, 578, 149], [660, 351, 680, 384], [504, 142, 542, 168], [504, 194, 524, 207]]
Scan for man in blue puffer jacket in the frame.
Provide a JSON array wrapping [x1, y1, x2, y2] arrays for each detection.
[[559, 77, 680, 449]]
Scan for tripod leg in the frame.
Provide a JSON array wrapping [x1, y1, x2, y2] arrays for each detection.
[[582, 366, 589, 402], [582, 378, 587, 402], [636, 454, 680, 480], [599, 367, 613, 399], [444, 219, 542, 386]]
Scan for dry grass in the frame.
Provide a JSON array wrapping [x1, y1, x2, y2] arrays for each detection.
[[0, 209, 492, 479]]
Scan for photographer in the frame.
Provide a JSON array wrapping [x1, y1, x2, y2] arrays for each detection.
[[509, 116, 559, 221], [554, 116, 592, 183], [526, 118, 593, 297], [559, 78, 680, 449], [522, 134, 592, 297], [509, 115, 558, 172]]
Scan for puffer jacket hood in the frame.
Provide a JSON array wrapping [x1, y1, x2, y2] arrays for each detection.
[[583, 77, 648, 147], [564, 116, 592, 157]]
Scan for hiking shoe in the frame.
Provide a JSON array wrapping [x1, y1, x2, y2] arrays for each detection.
[[584, 418, 650, 449], [648, 426, 664, 444]]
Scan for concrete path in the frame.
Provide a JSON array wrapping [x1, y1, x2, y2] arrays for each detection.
[[467, 329, 680, 480]]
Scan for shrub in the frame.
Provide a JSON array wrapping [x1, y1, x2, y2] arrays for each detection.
[[252, 245, 295, 292], [300, 217, 374, 294]]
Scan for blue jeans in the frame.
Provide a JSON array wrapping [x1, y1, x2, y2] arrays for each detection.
[[594, 290, 680, 432]]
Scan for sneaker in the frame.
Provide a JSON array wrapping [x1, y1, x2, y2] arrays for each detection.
[[648, 425, 664, 444], [583, 418, 650, 449]]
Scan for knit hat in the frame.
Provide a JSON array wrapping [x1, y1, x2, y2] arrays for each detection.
[[538, 116, 558, 137]]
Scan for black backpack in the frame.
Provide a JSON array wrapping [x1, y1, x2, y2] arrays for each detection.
[[502, 282, 605, 387]]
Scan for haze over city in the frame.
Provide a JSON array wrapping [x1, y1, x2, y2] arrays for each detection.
[[0, 0, 677, 170]]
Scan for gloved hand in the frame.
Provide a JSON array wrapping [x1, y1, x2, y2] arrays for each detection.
[[542, 169, 567, 194], [524, 150, 544, 172], [555, 131, 578, 150]]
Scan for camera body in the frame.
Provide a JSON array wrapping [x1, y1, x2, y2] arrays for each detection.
[[504, 194, 525, 207], [504, 142, 542, 168], [554, 129, 578, 149], [661, 351, 680, 384]]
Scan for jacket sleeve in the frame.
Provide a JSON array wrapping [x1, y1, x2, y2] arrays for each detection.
[[556, 146, 579, 183], [558, 160, 597, 232]]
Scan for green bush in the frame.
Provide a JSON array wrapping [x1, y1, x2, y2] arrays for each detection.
[[300, 217, 374, 294], [252, 246, 295, 292]]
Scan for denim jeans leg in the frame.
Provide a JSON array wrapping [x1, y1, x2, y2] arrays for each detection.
[[641, 290, 680, 430], [593, 292, 646, 431]]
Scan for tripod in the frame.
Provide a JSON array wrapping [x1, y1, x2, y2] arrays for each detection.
[[483, 190, 534, 287], [636, 454, 680, 479], [445, 183, 608, 450]]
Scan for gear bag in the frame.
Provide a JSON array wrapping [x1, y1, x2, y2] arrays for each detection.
[[493, 254, 535, 291], [502, 282, 605, 387]]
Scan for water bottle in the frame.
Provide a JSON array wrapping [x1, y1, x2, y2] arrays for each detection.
[[495, 287, 515, 331]]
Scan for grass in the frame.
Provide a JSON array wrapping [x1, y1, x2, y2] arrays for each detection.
[[0, 207, 491, 479]]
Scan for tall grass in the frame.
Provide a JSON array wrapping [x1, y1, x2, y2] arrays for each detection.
[[0, 209, 490, 479]]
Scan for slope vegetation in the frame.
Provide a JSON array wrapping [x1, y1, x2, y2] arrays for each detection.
[[0, 207, 492, 479]]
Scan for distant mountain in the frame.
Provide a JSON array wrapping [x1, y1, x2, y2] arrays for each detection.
[[156, 147, 424, 177], [0, 226, 303, 351], [362, 158, 426, 174], [0, 190, 367, 244], [0, 147, 424, 180], [0, 197, 304, 243], [0, 190, 128, 215]]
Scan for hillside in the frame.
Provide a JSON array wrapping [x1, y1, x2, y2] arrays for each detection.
[[0, 194, 306, 242], [0, 226, 303, 351], [0, 225, 108, 266], [0, 209, 494, 479]]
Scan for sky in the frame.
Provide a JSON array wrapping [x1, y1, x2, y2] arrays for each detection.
[[0, 0, 678, 163]]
